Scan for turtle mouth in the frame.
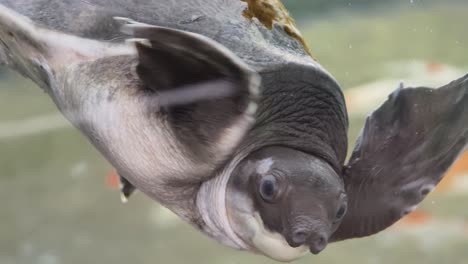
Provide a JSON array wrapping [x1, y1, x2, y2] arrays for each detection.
[[246, 213, 309, 262]]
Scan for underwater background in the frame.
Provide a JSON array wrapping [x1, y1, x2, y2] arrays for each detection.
[[1, 0, 468, 263]]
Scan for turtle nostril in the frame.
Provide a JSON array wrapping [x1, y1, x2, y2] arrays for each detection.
[[291, 230, 309, 246], [317, 236, 326, 246], [309, 234, 328, 255]]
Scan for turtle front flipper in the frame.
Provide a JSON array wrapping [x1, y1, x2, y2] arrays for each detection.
[[332, 74, 468, 241], [0, 4, 133, 92], [118, 173, 137, 204]]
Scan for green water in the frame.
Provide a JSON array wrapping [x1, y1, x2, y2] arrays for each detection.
[[1, 2, 468, 264]]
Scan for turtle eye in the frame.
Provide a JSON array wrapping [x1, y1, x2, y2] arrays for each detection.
[[259, 175, 278, 202], [335, 203, 347, 220]]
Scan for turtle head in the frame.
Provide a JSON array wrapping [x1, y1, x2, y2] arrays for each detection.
[[226, 146, 347, 261]]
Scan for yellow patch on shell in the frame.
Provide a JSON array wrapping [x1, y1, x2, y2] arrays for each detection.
[[240, 0, 315, 59]]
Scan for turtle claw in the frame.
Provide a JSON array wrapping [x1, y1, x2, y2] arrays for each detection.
[[120, 192, 129, 204], [115, 16, 153, 36], [119, 173, 136, 203], [398, 81, 405, 90]]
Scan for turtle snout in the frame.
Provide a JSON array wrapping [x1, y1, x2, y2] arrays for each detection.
[[308, 234, 328, 255], [287, 229, 309, 247], [286, 229, 328, 254]]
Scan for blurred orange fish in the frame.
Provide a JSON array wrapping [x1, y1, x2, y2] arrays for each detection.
[[106, 170, 120, 190], [436, 152, 468, 192], [426, 62, 444, 74], [399, 210, 432, 226]]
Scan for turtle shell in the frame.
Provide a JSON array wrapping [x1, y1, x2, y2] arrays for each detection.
[[10, 0, 349, 170]]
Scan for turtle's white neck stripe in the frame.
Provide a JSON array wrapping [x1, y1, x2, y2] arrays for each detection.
[[197, 154, 250, 250]]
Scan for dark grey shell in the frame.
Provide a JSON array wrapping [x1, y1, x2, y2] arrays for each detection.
[[4, 0, 312, 64], [2, 0, 349, 171]]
